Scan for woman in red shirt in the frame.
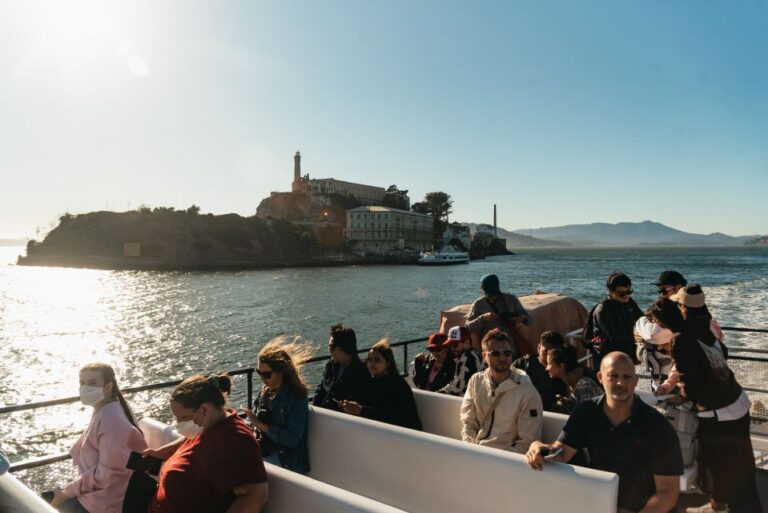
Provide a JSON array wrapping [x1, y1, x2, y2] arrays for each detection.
[[145, 374, 268, 513]]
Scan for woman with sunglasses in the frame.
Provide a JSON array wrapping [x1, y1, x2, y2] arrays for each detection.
[[340, 339, 422, 430], [587, 271, 644, 367], [244, 337, 314, 474]]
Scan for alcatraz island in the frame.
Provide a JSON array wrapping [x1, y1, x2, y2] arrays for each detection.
[[18, 152, 514, 270]]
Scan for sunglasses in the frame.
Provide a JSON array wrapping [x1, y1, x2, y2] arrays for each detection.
[[486, 349, 512, 357], [615, 289, 633, 297], [428, 347, 445, 353], [657, 286, 674, 295], [256, 370, 273, 379]]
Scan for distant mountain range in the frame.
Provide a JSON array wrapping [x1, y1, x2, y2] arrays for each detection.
[[466, 223, 569, 248], [515, 221, 757, 247]]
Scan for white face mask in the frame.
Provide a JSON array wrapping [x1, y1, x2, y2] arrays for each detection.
[[175, 420, 203, 438], [79, 385, 105, 407]]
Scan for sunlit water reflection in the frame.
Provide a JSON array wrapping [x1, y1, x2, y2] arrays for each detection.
[[1, 245, 767, 489]]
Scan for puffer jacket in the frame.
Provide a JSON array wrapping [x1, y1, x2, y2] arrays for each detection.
[[460, 368, 543, 454]]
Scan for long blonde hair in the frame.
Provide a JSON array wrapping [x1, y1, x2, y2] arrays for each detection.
[[80, 363, 140, 431], [258, 337, 315, 397]]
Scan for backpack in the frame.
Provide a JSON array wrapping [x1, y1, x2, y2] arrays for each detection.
[[581, 301, 608, 350]]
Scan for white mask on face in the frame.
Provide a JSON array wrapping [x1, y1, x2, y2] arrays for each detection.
[[79, 385, 105, 406], [175, 420, 203, 438]]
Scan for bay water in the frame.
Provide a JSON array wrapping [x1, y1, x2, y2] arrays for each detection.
[[1, 245, 767, 488]]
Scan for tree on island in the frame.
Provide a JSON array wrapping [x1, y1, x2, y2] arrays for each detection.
[[412, 191, 453, 241], [382, 185, 410, 210]]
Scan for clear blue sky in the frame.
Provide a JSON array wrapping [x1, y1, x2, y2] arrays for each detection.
[[1, 0, 766, 239]]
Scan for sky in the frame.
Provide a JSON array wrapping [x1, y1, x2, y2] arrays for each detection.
[[1, 0, 767, 239]]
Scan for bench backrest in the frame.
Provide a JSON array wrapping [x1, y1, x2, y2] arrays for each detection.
[[0, 474, 57, 513], [412, 389, 568, 443], [307, 406, 617, 513], [137, 418, 406, 513]]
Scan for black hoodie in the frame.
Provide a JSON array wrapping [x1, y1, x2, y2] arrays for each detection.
[[672, 317, 742, 411]]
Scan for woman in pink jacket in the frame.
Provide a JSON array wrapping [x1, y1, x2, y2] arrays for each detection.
[[52, 363, 147, 513]]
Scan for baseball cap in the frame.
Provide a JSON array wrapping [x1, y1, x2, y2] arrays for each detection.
[[427, 332, 449, 349], [669, 284, 706, 308], [448, 326, 469, 343], [480, 274, 501, 297], [654, 270, 687, 287]]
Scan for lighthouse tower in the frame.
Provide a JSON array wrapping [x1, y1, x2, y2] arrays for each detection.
[[291, 151, 302, 192]]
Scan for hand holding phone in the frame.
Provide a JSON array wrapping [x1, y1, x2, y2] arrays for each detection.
[[126, 451, 163, 475]]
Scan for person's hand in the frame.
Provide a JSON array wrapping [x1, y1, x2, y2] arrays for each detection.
[[241, 407, 257, 425], [633, 332, 644, 344], [525, 442, 549, 471], [142, 448, 164, 459], [482, 312, 498, 322], [339, 400, 362, 416], [50, 488, 70, 508]]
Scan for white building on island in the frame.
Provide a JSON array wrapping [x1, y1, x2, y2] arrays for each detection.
[[291, 151, 385, 205], [345, 206, 433, 255]]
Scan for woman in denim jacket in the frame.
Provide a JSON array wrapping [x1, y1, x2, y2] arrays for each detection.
[[245, 337, 315, 474]]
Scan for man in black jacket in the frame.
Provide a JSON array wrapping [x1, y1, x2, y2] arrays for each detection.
[[313, 324, 370, 411], [412, 332, 456, 392], [589, 272, 643, 367]]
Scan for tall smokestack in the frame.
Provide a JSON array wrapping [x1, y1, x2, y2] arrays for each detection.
[[493, 204, 498, 237], [294, 151, 301, 184]]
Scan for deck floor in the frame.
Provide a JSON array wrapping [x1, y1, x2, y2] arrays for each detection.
[[676, 469, 767, 511]]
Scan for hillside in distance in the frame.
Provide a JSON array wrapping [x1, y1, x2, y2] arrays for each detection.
[[465, 223, 569, 248], [516, 221, 756, 247]]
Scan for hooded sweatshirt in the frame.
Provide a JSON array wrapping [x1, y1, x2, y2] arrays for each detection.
[[672, 317, 742, 411]]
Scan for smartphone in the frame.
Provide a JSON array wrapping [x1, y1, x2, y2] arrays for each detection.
[[126, 451, 163, 475], [40, 491, 55, 503], [541, 447, 564, 461]]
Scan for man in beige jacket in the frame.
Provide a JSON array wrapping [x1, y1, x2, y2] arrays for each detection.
[[460, 328, 543, 454]]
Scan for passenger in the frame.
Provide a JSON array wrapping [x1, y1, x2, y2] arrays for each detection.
[[243, 337, 313, 474], [437, 326, 486, 396], [460, 329, 543, 454], [526, 352, 683, 513], [545, 346, 602, 414], [668, 285, 762, 513], [585, 271, 643, 367], [654, 270, 687, 298], [146, 374, 268, 513], [634, 315, 680, 395], [412, 332, 456, 391], [312, 324, 369, 411], [513, 330, 568, 411], [50, 363, 147, 513], [465, 274, 533, 358], [340, 339, 422, 430]]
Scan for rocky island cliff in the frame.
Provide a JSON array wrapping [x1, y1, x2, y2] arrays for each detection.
[[18, 207, 355, 270]]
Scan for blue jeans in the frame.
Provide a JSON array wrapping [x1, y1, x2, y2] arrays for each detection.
[[58, 498, 89, 513]]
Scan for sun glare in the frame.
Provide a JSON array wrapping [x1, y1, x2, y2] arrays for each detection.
[[15, 0, 149, 78]]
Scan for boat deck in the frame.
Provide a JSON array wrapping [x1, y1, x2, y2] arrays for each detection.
[[677, 469, 767, 510]]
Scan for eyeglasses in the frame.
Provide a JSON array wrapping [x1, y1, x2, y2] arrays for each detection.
[[486, 349, 512, 357], [657, 286, 673, 295], [615, 289, 633, 297], [255, 370, 273, 379], [428, 347, 445, 354]]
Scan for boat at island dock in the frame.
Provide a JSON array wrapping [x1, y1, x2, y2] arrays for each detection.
[[417, 246, 470, 265]]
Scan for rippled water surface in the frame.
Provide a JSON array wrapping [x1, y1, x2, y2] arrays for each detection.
[[1, 245, 767, 488]]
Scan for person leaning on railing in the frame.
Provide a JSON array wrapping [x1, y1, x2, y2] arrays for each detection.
[[243, 337, 313, 474], [144, 374, 268, 513], [51, 363, 148, 513]]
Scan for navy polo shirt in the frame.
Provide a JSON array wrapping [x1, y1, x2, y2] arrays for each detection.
[[558, 395, 683, 512]]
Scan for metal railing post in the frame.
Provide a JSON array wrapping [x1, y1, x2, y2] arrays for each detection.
[[246, 369, 254, 409]]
